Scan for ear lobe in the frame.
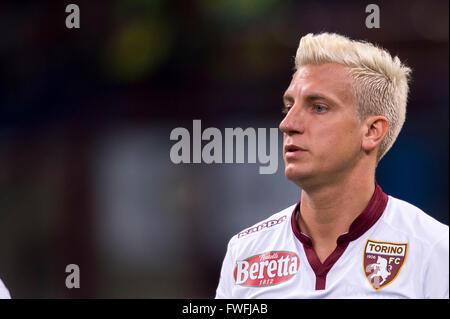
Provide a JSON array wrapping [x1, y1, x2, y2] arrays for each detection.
[[361, 116, 389, 153]]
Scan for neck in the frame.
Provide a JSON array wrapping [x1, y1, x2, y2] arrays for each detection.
[[297, 168, 376, 247]]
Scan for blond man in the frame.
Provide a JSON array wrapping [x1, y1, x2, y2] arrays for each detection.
[[216, 33, 448, 298]]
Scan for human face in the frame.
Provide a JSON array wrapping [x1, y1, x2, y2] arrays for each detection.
[[279, 63, 364, 189]]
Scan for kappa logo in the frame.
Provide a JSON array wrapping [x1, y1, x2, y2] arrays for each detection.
[[234, 251, 299, 287], [237, 216, 287, 238], [363, 240, 407, 290]]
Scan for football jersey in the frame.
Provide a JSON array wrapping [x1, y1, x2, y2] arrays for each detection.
[[216, 184, 449, 298], [0, 278, 11, 299]]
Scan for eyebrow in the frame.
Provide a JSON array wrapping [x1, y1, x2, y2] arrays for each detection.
[[282, 92, 338, 106], [282, 94, 294, 105]]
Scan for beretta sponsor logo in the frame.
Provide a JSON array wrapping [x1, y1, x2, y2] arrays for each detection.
[[234, 251, 299, 287]]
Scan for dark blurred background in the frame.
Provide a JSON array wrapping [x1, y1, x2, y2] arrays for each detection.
[[0, 0, 448, 298]]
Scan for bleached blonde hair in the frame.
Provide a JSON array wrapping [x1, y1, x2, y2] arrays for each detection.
[[295, 32, 412, 161]]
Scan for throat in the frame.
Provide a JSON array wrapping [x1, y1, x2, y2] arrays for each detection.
[[297, 211, 347, 262], [311, 240, 339, 264], [296, 206, 350, 264]]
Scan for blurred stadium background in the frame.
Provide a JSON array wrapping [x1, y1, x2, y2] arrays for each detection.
[[0, 0, 448, 298]]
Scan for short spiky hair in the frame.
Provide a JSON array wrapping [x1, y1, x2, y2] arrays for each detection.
[[295, 32, 412, 161]]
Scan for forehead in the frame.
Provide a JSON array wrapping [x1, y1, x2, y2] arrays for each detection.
[[286, 63, 354, 104]]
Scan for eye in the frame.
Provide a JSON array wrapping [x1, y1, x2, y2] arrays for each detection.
[[313, 104, 328, 113]]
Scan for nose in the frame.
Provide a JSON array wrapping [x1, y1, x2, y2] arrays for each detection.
[[279, 104, 304, 136]]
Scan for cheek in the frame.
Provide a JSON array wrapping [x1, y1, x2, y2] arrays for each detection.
[[316, 121, 362, 159]]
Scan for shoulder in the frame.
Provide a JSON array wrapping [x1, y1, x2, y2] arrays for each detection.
[[227, 203, 296, 249], [0, 279, 11, 299], [382, 195, 449, 246]]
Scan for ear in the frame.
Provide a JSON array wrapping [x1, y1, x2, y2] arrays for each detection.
[[361, 115, 389, 154]]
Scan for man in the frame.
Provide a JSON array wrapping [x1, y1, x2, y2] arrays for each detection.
[[215, 33, 449, 298]]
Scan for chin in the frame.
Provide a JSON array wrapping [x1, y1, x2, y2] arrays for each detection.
[[284, 164, 312, 186]]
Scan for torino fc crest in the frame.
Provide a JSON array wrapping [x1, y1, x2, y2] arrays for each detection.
[[363, 240, 408, 290]]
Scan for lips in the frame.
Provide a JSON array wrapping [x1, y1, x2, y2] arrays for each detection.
[[284, 144, 307, 160], [284, 144, 307, 153]]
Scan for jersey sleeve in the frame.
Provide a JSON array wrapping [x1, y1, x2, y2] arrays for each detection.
[[422, 233, 449, 299], [0, 278, 11, 299], [215, 239, 235, 299]]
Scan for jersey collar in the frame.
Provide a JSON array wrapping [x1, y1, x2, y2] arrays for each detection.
[[290, 183, 389, 290], [291, 183, 389, 247]]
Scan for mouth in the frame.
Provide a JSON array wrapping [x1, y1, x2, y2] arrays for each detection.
[[284, 144, 307, 153], [284, 144, 307, 159]]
